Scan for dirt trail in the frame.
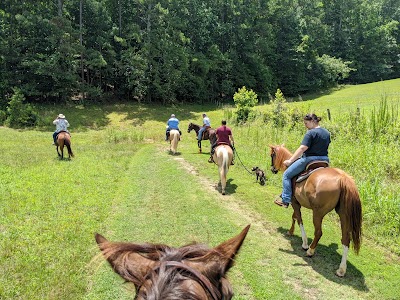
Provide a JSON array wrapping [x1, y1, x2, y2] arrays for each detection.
[[169, 154, 375, 300], [173, 156, 279, 237]]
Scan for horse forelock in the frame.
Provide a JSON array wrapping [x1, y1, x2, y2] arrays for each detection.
[[136, 244, 222, 300], [272, 145, 292, 171]]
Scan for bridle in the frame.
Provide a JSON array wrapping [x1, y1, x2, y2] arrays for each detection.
[[137, 260, 220, 300], [270, 149, 279, 174]]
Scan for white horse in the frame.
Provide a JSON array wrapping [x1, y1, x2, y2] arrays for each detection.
[[169, 129, 180, 154], [212, 144, 233, 195]]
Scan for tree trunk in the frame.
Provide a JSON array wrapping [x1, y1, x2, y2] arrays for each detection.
[[57, 0, 63, 17]]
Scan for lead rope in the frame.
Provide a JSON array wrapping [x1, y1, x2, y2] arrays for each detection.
[[232, 146, 253, 175]]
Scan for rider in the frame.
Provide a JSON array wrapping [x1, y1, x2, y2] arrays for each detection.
[[53, 113, 70, 145], [165, 114, 181, 141], [208, 120, 235, 165], [197, 113, 211, 141], [274, 113, 331, 208]]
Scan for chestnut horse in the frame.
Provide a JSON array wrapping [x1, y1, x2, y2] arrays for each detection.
[[169, 129, 180, 155], [269, 145, 362, 277], [95, 225, 250, 300], [212, 144, 234, 195], [187, 123, 217, 153], [56, 131, 74, 159]]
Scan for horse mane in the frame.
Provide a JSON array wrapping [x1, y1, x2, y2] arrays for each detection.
[[272, 145, 292, 171]]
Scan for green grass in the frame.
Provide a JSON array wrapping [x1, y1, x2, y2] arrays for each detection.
[[1, 79, 400, 299]]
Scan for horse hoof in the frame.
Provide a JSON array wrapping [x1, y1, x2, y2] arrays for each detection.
[[302, 246, 309, 251], [222, 191, 226, 195], [306, 248, 315, 257], [335, 269, 346, 277]]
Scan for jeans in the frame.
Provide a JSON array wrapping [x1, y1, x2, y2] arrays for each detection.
[[281, 155, 329, 204], [197, 127, 206, 140]]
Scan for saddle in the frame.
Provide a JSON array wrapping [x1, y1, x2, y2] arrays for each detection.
[[291, 161, 329, 189], [201, 126, 211, 139]]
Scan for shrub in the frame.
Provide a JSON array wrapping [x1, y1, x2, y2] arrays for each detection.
[[5, 88, 39, 128], [233, 86, 258, 123]]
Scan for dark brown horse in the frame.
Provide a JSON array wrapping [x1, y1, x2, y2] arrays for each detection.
[[56, 131, 74, 159], [187, 123, 217, 153], [269, 145, 362, 277], [95, 225, 250, 300]]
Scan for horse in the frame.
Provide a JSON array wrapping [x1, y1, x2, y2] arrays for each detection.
[[269, 145, 362, 277], [56, 131, 74, 159], [187, 122, 217, 153], [212, 144, 234, 195], [95, 224, 250, 300], [168, 129, 180, 155]]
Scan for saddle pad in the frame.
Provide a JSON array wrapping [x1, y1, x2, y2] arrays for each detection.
[[296, 167, 324, 183]]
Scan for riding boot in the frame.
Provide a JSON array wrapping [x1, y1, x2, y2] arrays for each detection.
[[208, 157, 214, 163]]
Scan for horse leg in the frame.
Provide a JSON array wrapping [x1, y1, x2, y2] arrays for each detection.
[[198, 140, 202, 153], [336, 213, 351, 277], [306, 214, 324, 257], [290, 201, 309, 250]]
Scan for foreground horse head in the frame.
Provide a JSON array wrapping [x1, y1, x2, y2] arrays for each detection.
[[269, 145, 362, 277], [169, 129, 180, 154], [213, 144, 233, 195], [56, 131, 74, 159], [95, 225, 250, 299]]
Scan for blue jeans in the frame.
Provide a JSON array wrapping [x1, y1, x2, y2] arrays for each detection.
[[281, 155, 329, 204], [197, 127, 206, 140]]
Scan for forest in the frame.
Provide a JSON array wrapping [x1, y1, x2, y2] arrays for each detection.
[[0, 0, 399, 106]]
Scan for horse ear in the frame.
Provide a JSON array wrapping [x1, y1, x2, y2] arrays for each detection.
[[187, 225, 250, 279], [95, 233, 157, 287]]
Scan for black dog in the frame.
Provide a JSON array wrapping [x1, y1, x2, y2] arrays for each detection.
[[251, 166, 266, 186]]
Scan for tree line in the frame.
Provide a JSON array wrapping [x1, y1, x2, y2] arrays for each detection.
[[0, 0, 399, 106]]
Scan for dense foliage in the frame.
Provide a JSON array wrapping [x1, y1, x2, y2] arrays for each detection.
[[0, 0, 399, 106]]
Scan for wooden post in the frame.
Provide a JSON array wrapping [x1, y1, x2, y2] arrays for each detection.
[[327, 109, 331, 121]]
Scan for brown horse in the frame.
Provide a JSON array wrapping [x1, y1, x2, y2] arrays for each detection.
[[169, 129, 180, 155], [56, 131, 74, 159], [95, 225, 250, 300], [187, 122, 217, 153], [212, 144, 234, 195], [269, 145, 362, 277]]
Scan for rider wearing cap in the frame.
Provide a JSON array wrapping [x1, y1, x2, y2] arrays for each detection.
[[197, 113, 211, 141], [166, 114, 181, 140]]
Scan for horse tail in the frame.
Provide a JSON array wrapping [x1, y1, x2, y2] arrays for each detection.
[[339, 174, 362, 254], [219, 146, 229, 180], [65, 139, 74, 157], [172, 131, 179, 153], [209, 130, 217, 144]]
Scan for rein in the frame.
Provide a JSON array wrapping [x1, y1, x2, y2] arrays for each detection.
[[138, 260, 220, 300]]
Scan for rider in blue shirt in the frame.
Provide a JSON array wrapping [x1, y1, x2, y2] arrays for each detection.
[[166, 114, 181, 140]]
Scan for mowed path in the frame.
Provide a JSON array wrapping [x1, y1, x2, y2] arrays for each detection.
[[87, 143, 399, 300]]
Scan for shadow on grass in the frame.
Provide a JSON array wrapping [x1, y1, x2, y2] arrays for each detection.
[[276, 227, 368, 292], [36, 102, 219, 132], [215, 178, 237, 195]]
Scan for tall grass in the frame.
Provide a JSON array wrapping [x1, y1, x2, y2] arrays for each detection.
[[222, 94, 400, 254]]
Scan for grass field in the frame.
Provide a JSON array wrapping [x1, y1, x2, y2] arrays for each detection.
[[1, 79, 400, 299]]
